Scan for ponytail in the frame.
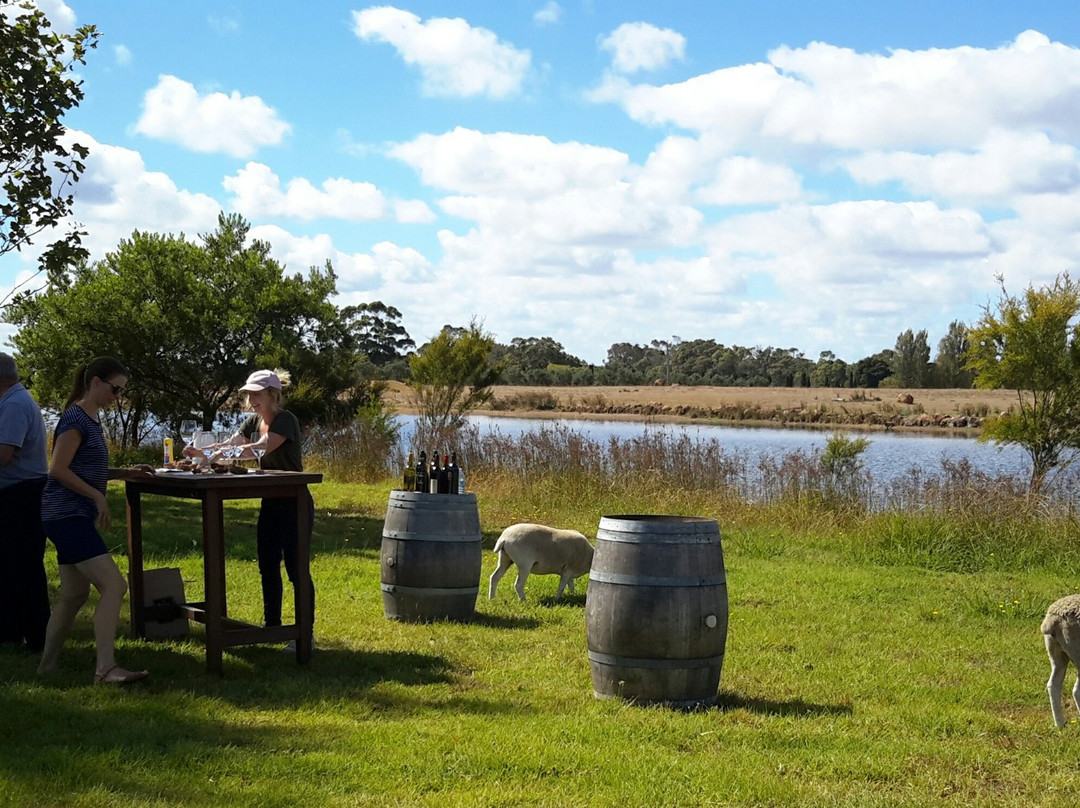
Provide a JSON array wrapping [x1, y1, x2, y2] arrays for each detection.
[[64, 356, 128, 409]]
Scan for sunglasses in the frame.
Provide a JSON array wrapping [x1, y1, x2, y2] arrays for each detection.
[[99, 378, 126, 396]]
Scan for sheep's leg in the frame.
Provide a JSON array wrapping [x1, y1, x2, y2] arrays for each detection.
[[488, 552, 514, 599], [556, 574, 575, 598], [513, 564, 531, 602], [1073, 674, 1080, 720], [1046, 635, 1070, 729]]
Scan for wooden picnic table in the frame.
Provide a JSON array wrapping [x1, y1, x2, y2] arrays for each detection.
[[123, 469, 322, 674]]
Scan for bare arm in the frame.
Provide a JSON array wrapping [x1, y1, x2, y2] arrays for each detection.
[[0, 444, 14, 465], [49, 429, 111, 530]]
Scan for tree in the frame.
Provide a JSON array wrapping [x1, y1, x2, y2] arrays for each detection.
[[966, 274, 1080, 494], [339, 301, 415, 366], [1, 2, 99, 305], [852, 350, 894, 388], [408, 320, 505, 448], [893, 329, 931, 387], [933, 320, 974, 388], [7, 213, 343, 443]]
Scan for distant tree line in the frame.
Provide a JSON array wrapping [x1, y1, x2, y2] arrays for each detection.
[[491, 324, 974, 390]]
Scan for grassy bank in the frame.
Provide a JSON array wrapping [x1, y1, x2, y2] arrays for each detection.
[[2, 467, 1079, 806]]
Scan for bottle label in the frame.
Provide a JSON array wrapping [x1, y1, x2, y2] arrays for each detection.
[[163, 437, 174, 465]]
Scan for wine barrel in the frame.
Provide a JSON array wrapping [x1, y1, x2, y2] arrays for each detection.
[[585, 514, 728, 707], [380, 490, 482, 622]]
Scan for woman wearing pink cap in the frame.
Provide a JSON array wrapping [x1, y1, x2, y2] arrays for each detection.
[[202, 368, 315, 645]]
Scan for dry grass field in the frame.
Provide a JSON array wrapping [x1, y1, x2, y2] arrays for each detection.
[[383, 382, 1019, 431]]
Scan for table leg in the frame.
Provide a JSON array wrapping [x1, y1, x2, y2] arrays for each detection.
[[202, 490, 227, 674], [126, 487, 145, 638], [295, 486, 313, 664]]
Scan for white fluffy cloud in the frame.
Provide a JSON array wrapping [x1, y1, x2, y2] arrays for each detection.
[[844, 129, 1080, 205], [603, 31, 1080, 152], [225, 163, 385, 221], [352, 6, 531, 99], [600, 22, 686, 74], [134, 75, 291, 157]]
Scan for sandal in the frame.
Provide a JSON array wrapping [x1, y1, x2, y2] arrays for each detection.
[[93, 665, 149, 685]]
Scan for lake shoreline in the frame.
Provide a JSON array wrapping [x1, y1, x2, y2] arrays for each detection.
[[383, 382, 1008, 438]]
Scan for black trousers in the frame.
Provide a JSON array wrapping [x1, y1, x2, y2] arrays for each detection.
[[256, 492, 315, 628], [0, 477, 50, 650]]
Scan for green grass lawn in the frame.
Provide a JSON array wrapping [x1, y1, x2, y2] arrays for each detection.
[[1, 480, 1078, 807]]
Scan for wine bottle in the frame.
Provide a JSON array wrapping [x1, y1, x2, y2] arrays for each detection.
[[415, 450, 428, 493], [429, 451, 440, 494], [403, 451, 416, 491], [456, 460, 466, 495], [438, 452, 451, 494], [447, 452, 459, 494]]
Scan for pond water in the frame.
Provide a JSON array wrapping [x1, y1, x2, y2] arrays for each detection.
[[402, 413, 1036, 487]]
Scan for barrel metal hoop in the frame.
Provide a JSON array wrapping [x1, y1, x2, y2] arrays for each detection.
[[587, 650, 723, 669], [588, 570, 727, 587], [382, 530, 481, 542], [597, 533, 720, 545], [381, 583, 480, 596]]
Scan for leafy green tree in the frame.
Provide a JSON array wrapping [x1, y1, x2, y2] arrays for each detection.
[[7, 214, 341, 443], [852, 350, 894, 388], [966, 274, 1080, 494], [810, 351, 849, 387], [933, 320, 974, 388], [340, 301, 415, 366], [408, 320, 505, 448], [893, 329, 931, 387], [0, 2, 99, 305]]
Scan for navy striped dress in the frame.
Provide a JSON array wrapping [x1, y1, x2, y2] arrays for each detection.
[[41, 405, 109, 522]]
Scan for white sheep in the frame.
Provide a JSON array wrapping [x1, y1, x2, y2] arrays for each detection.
[[488, 523, 594, 602], [1042, 594, 1080, 728]]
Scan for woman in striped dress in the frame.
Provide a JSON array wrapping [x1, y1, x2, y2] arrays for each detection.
[[37, 357, 153, 684]]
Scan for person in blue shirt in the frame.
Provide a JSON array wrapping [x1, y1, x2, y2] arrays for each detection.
[[37, 357, 154, 684], [0, 353, 50, 651]]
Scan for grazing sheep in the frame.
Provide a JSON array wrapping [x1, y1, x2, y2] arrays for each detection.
[[488, 523, 594, 602], [1042, 594, 1080, 728]]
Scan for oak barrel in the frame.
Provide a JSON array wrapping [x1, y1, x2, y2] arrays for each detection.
[[380, 490, 482, 622], [585, 514, 728, 707]]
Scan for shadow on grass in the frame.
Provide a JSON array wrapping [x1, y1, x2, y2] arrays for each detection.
[[716, 690, 853, 718], [469, 612, 543, 630], [537, 592, 587, 609]]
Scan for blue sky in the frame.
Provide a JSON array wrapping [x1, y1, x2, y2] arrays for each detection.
[[3, 0, 1079, 365]]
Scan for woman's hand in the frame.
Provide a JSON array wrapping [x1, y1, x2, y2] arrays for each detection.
[[94, 491, 111, 531]]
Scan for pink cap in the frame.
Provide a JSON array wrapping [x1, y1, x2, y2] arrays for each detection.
[[239, 370, 281, 392]]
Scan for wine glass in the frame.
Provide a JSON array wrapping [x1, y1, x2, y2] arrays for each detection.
[[252, 442, 266, 473], [217, 431, 234, 466], [180, 420, 198, 451], [193, 431, 215, 465]]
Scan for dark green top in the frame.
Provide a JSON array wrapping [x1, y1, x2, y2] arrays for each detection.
[[240, 409, 303, 472]]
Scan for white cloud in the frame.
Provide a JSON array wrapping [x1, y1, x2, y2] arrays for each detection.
[[600, 22, 686, 74], [1, 131, 221, 276], [533, 2, 562, 26], [844, 129, 1080, 205], [352, 6, 531, 99], [224, 163, 386, 221], [113, 45, 132, 66], [601, 31, 1080, 152], [2, 0, 77, 32], [134, 75, 291, 157]]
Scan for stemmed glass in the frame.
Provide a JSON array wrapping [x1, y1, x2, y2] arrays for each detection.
[[180, 420, 198, 453], [217, 432, 233, 467], [193, 431, 215, 466], [252, 442, 266, 473]]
